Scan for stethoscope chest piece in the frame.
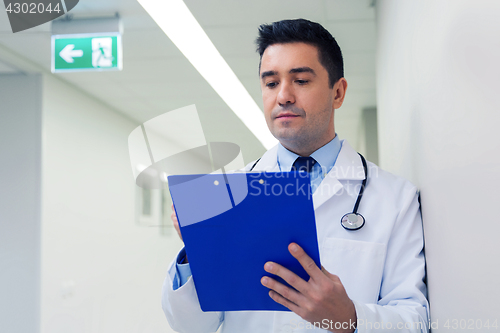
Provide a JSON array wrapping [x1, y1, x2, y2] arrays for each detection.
[[341, 213, 365, 231]]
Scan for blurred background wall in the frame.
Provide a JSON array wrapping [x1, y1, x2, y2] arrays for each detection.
[[377, 0, 500, 329], [0, 74, 42, 333], [40, 74, 183, 333]]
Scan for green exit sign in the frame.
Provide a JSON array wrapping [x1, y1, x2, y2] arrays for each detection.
[[51, 33, 122, 73]]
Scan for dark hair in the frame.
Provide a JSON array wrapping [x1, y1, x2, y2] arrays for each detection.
[[256, 19, 344, 88]]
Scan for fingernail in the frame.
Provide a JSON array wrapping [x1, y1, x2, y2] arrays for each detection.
[[291, 244, 298, 252], [262, 277, 268, 285], [265, 263, 274, 271]]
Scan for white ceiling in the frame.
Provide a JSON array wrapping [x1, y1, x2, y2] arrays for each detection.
[[0, 0, 376, 163]]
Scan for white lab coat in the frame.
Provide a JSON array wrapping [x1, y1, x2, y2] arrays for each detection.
[[162, 140, 429, 333]]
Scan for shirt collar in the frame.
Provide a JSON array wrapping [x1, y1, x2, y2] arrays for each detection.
[[277, 134, 341, 173]]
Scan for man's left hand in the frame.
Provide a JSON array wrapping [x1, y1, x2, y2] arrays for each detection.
[[261, 243, 357, 333]]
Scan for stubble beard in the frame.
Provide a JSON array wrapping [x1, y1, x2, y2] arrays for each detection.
[[272, 121, 321, 155], [268, 104, 335, 155]]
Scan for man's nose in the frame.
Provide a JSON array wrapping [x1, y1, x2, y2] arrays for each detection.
[[277, 82, 295, 106]]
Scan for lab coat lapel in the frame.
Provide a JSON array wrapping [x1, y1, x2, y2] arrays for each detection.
[[312, 140, 365, 210]]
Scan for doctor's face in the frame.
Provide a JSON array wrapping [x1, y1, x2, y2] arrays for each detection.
[[259, 42, 347, 155]]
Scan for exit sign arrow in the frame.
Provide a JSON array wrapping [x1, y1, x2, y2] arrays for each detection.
[[59, 44, 83, 64]]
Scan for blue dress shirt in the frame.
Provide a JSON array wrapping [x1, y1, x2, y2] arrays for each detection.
[[277, 135, 341, 194]]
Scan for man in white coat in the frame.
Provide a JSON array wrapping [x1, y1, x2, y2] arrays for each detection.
[[162, 19, 429, 333]]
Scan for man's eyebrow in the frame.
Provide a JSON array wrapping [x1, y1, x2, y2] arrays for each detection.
[[289, 67, 316, 76], [261, 70, 278, 79], [260, 67, 316, 79]]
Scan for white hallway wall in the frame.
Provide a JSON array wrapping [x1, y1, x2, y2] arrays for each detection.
[[41, 74, 181, 333], [377, 0, 500, 329], [0, 74, 42, 333]]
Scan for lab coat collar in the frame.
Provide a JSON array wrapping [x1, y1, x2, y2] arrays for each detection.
[[250, 140, 366, 210], [251, 140, 365, 179], [250, 144, 281, 172], [313, 140, 365, 210], [329, 140, 366, 181]]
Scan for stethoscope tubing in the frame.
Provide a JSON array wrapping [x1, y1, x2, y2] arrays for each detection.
[[352, 153, 368, 215], [341, 153, 367, 231]]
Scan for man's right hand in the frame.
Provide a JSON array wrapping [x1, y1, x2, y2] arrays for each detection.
[[171, 203, 189, 263], [171, 203, 183, 241]]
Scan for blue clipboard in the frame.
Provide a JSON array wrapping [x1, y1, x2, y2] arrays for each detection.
[[168, 171, 320, 312]]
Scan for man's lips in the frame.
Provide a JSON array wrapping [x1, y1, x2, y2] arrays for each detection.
[[275, 112, 300, 119]]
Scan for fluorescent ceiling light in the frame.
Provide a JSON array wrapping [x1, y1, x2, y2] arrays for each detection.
[[137, 0, 277, 150]]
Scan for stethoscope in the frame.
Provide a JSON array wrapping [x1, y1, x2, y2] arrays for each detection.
[[340, 153, 367, 231], [249, 152, 368, 231]]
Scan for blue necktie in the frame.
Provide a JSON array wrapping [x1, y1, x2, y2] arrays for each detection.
[[292, 156, 316, 173]]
